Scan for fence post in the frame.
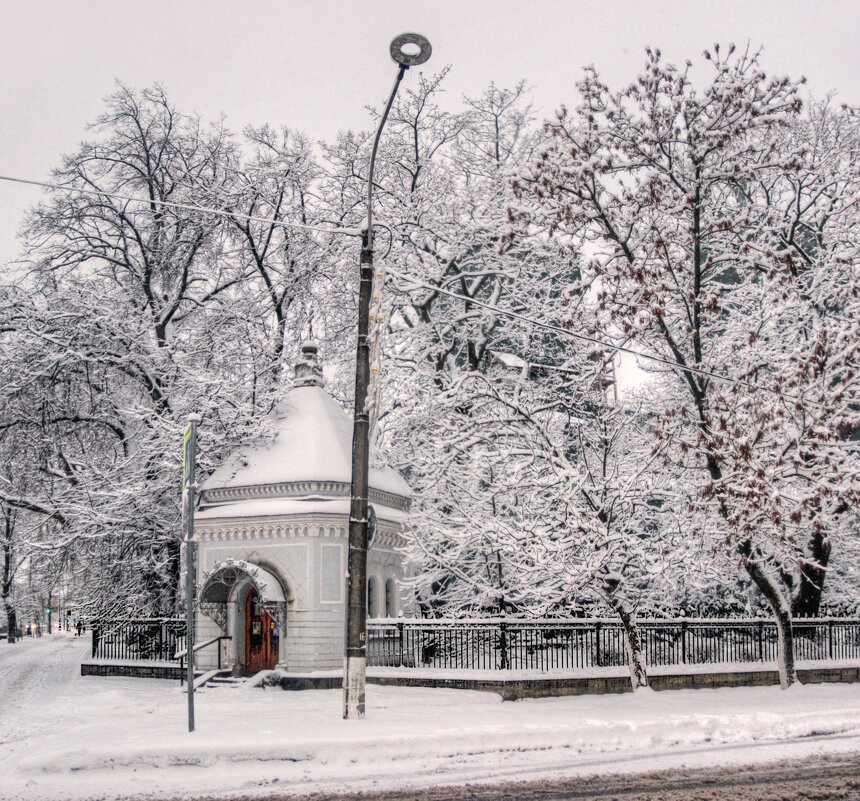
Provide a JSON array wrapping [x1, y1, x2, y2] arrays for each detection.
[[594, 622, 602, 667], [757, 620, 764, 662], [498, 621, 508, 670], [397, 622, 405, 667], [828, 619, 834, 660], [681, 621, 688, 665]]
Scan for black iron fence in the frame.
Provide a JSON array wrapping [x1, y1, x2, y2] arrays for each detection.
[[88, 616, 860, 671], [366, 617, 860, 671], [90, 618, 186, 663]]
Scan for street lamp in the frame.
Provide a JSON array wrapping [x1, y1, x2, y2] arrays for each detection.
[[343, 33, 431, 720]]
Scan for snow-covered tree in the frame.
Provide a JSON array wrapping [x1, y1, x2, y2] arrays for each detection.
[[2, 86, 276, 616], [336, 76, 722, 689], [349, 76, 573, 616], [223, 125, 329, 389], [515, 45, 860, 687], [405, 351, 711, 690]]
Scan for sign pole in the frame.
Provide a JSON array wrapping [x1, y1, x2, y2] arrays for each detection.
[[183, 413, 201, 733]]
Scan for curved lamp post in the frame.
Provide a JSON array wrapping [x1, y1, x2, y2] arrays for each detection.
[[344, 33, 431, 720]]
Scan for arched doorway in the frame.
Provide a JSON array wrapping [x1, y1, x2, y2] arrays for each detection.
[[244, 586, 279, 674], [199, 559, 287, 674]]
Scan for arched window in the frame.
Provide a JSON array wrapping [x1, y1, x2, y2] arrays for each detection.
[[385, 578, 397, 617], [367, 577, 380, 618]]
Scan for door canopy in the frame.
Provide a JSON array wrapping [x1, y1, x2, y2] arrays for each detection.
[[200, 558, 287, 605]]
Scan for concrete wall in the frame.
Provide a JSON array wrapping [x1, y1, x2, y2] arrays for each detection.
[[285, 608, 343, 670]]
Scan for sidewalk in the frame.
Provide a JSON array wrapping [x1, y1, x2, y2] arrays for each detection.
[[2, 641, 860, 801]]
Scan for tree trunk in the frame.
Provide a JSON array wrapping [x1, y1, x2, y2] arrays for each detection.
[[742, 551, 799, 688], [602, 583, 649, 691], [4, 603, 16, 644], [270, 308, 286, 389], [791, 530, 831, 618], [3, 513, 16, 643]]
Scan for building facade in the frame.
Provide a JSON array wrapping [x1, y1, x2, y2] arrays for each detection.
[[193, 343, 411, 674]]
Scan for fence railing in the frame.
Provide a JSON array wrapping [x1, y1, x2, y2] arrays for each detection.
[[88, 616, 860, 671], [366, 617, 860, 671], [91, 618, 186, 663]]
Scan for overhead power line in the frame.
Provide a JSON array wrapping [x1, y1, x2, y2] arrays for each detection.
[[0, 174, 363, 238], [388, 270, 822, 407], [0, 175, 826, 408]]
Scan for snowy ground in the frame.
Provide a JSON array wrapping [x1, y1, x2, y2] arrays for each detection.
[[2, 635, 860, 801]]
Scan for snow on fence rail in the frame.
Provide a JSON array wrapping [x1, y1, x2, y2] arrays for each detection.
[[89, 617, 860, 670]]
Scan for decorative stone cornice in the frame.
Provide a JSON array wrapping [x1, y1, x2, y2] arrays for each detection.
[[198, 480, 410, 512], [195, 514, 406, 550], [372, 529, 405, 549]]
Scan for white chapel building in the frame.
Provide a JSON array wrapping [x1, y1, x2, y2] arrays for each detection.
[[193, 343, 411, 675]]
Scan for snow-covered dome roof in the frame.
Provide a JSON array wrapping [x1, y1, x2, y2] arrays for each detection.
[[199, 343, 411, 514]]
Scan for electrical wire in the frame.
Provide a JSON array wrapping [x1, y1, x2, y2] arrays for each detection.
[[0, 175, 830, 407], [0, 174, 364, 238], [387, 269, 823, 406]]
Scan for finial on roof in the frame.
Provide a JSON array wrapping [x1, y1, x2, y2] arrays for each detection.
[[294, 340, 324, 387]]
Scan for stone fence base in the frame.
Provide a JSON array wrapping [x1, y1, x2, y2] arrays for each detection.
[[281, 665, 860, 699], [82, 661, 860, 698], [81, 662, 182, 680]]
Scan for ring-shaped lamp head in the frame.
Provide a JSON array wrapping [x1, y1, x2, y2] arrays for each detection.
[[390, 33, 432, 67]]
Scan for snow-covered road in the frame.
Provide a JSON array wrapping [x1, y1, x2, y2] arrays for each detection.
[[0, 635, 88, 749], [1, 635, 860, 801]]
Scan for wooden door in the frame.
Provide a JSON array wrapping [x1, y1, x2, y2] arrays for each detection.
[[244, 587, 276, 674]]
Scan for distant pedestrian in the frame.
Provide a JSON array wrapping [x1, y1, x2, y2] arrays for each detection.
[[75, 619, 83, 637]]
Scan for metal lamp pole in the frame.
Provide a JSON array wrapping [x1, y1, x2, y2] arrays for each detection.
[[343, 33, 431, 720], [183, 413, 201, 732]]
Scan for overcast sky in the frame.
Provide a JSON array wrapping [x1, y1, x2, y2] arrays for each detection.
[[1, 0, 857, 267]]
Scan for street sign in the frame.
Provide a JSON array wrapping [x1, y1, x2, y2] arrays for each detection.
[[182, 426, 193, 541]]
